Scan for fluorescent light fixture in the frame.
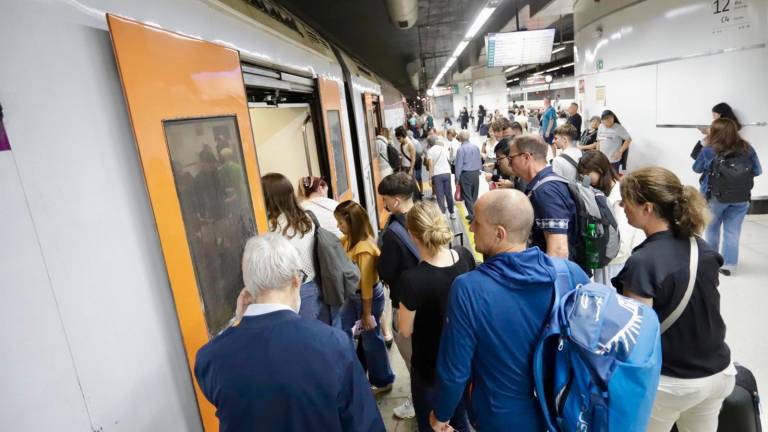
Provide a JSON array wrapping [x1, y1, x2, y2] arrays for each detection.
[[452, 40, 470, 58], [445, 56, 458, 68], [532, 71, 544, 76], [506, 77, 520, 83], [562, 62, 575, 67], [545, 65, 561, 72], [504, 65, 520, 73], [551, 46, 566, 54], [465, 7, 495, 39]]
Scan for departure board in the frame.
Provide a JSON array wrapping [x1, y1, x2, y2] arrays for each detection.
[[486, 29, 556, 67]]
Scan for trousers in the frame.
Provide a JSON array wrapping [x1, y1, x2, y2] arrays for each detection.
[[432, 173, 454, 215], [459, 171, 480, 219]]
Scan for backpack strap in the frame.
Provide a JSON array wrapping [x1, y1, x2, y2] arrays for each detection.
[[660, 237, 698, 334], [377, 137, 389, 162], [305, 210, 320, 235], [559, 153, 579, 169], [527, 174, 569, 196], [387, 219, 421, 260]]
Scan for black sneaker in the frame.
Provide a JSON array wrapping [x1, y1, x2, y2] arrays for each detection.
[[719, 268, 731, 276]]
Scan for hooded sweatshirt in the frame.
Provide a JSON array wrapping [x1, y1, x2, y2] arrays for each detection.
[[434, 247, 590, 431]]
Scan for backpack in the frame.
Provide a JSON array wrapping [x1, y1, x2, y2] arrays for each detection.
[[529, 175, 620, 268], [533, 259, 662, 432], [380, 137, 402, 172], [708, 151, 755, 203], [306, 211, 360, 307], [559, 153, 579, 169]]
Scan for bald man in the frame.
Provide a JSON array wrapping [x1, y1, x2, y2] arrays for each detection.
[[430, 190, 589, 432]]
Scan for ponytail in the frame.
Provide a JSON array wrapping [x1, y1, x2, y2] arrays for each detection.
[[406, 201, 454, 254]]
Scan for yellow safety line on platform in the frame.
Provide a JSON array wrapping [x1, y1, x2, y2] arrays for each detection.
[[455, 202, 483, 263]]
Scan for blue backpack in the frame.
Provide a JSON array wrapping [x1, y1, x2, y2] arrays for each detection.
[[533, 259, 662, 432]]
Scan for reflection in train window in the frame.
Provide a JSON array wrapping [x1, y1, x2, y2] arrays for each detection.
[[327, 110, 349, 197], [164, 116, 257, 336]]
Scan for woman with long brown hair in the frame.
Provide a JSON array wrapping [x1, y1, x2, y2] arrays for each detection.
[[613, 167, 734, 432], [577, 151, 644, 283], [693, 117, 762, 275], [261, 173, 323, 321], [334, 200, 395, 393]]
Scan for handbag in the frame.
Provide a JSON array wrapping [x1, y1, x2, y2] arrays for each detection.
[[454, 184, 462, 201]]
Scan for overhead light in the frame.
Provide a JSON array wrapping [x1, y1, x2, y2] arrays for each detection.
[[445, 56, 458, 68], [544, 75, 553, 83], [506, 77, 520, 83], [504, 65, 520, 73], [533, 71, 544, 76], [562, 62, 575, 67], [551, 46, 566, 54], [545, 65, 561, 72], [426, 88, 435, 96], [452, 40, 469, 58], [465, 7, 495, 39]]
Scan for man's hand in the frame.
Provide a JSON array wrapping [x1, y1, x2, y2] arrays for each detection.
[[362, 314, 377, 331], [235, 288, 254, 322], [429, 411, 454, 431]]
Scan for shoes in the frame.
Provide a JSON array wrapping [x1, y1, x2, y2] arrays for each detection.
[[393, 399, 416, 419], [371, 383, 393, 396], [719, 268, 732, 276], [450, 212, 456, 220]]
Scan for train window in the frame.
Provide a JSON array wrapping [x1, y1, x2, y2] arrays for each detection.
[[164, 116, 257, 336], [327, 110, 349, 197]]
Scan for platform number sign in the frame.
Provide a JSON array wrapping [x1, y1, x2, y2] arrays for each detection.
[[711, 0, 752, 34]]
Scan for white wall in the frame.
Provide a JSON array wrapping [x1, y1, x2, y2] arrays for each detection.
[[575, 0, 768, 196], [0, 0, 356, 430]]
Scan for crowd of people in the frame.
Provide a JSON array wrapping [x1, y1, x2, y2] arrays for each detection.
[[192, 99, 760, 432]]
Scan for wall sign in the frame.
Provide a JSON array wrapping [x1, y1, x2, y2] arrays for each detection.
[[578, 79, 585, 94], [712, 0, 753, 34], [595, 86, 606, 106]]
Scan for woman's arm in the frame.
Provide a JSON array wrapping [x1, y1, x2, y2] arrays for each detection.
[[358, 251, 378, 330], [397, 304, 416, 338]]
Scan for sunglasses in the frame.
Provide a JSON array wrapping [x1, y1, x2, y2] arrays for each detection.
[[298, 270, 308, 284]]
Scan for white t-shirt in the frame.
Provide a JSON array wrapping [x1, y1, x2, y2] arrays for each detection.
[[597, 123, 631, 162], [427, 144, 451, 176], [269, 214, 317, 281], [446, 138, 461, 163], [375, 136, 393, 177], [606, 182, 645, 264], [552, 146, 582, 182], [301, 197, 343, 238]]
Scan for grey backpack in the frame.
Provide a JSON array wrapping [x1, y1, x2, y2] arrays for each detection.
[[306, 211, 360, 306]]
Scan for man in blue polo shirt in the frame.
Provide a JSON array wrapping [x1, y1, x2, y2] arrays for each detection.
[[502, 134, 579, 263]]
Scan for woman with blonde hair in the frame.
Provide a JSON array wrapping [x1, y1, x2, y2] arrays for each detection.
[[334, 200, 395, 393], [397, 201, 475, 431], [613, 167, 734, 432]]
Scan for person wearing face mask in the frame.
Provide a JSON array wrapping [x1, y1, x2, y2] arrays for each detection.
[[194, 234, 385, 432], [376, 172, 421, 420], [334, 200, 395, 395]]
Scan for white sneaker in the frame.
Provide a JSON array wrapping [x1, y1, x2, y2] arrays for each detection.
[[450, 212, 457, 220], [393, 399, 416, 419]]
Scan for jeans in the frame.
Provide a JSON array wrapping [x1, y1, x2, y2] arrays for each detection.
[[340, 283, 395, 387], [298, 280, 323, 320], [705, 199, 750, 269], [432, 173, 455, 215], [459, 171, 480, 219], [319, 304, 342, 330], [647, 365, 737, 432], [412, 371, 469, 432]]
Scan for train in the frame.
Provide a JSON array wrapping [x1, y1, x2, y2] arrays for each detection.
[[0, 1, 409, 430]]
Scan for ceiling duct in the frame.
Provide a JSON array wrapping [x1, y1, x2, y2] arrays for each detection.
[[385, 0, 418, 29], [406, 60, 421, 90]]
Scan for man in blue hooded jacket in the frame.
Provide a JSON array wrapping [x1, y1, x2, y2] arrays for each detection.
[[430, 189, 590, 431]]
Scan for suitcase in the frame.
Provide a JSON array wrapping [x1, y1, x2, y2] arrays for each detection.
[[717, 364, 762, 432]]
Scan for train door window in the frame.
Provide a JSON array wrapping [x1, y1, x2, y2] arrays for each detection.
[[326, 109, 349, 197], [249, 105, 321, 185], [164, 116, 257, 335]]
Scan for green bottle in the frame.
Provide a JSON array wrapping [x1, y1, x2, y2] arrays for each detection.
[[584, 222, 600, 269]]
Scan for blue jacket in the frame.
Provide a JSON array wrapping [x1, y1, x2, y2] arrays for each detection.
[[195, 310, 384, 432], [692, 146, 762, 195], [434, 248, 590, 431]]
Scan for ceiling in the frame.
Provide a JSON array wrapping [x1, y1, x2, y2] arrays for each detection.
[[276, 0, 573, 97]]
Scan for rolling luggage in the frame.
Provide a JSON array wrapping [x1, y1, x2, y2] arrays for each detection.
[[717, 363, 762, 432]]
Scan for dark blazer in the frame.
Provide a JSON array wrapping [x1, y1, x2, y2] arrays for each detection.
[[195, 310, 385, 432]]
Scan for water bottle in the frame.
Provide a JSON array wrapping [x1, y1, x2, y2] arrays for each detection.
[[584, 222, 600, 269]]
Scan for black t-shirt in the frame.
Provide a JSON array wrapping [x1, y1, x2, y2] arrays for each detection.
[[377, 214, 420, 307], [399, 246, 476, 383], [567, 113, 582, 136], [612, 231, 730, 379]]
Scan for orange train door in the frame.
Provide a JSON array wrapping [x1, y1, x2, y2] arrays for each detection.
[[107, 14, 267, 431], [317, 77, 354, 202], [363, 93, 388, 229]]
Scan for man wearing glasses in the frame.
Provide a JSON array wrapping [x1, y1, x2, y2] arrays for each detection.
[[494, 135, 579, 263]]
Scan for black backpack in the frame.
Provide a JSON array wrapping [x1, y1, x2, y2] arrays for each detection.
[[528, 175, 620, 268], [382, 139, 402, 172], [708, 151, 755, 203]]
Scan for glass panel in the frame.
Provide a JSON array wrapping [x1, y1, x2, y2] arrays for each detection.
[[327, 110, 349, 196], [164, 116, 257, 336]]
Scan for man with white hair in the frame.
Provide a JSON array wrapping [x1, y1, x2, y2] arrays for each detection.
[[195, 234, 384, 432]]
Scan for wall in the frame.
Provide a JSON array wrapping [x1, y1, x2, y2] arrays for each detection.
[[0, 0, 352, 430], [575, 0, 768, 196]]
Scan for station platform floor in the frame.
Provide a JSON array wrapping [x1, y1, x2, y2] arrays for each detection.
[[375, 133, 768, 429]]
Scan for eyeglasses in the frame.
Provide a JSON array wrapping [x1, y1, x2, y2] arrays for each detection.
[[298, 270, 308, 284], [506, 152, 528, 162]]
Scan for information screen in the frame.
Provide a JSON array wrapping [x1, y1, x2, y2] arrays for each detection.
[[486, 29, 556, 67]]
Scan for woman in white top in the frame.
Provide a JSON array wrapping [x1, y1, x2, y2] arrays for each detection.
[[426, 135, 455, 219], [261, 173, 327, 322], [577, 151, 645, 283], [298, 176, 343, 238], [597, 110, 632, 172]]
